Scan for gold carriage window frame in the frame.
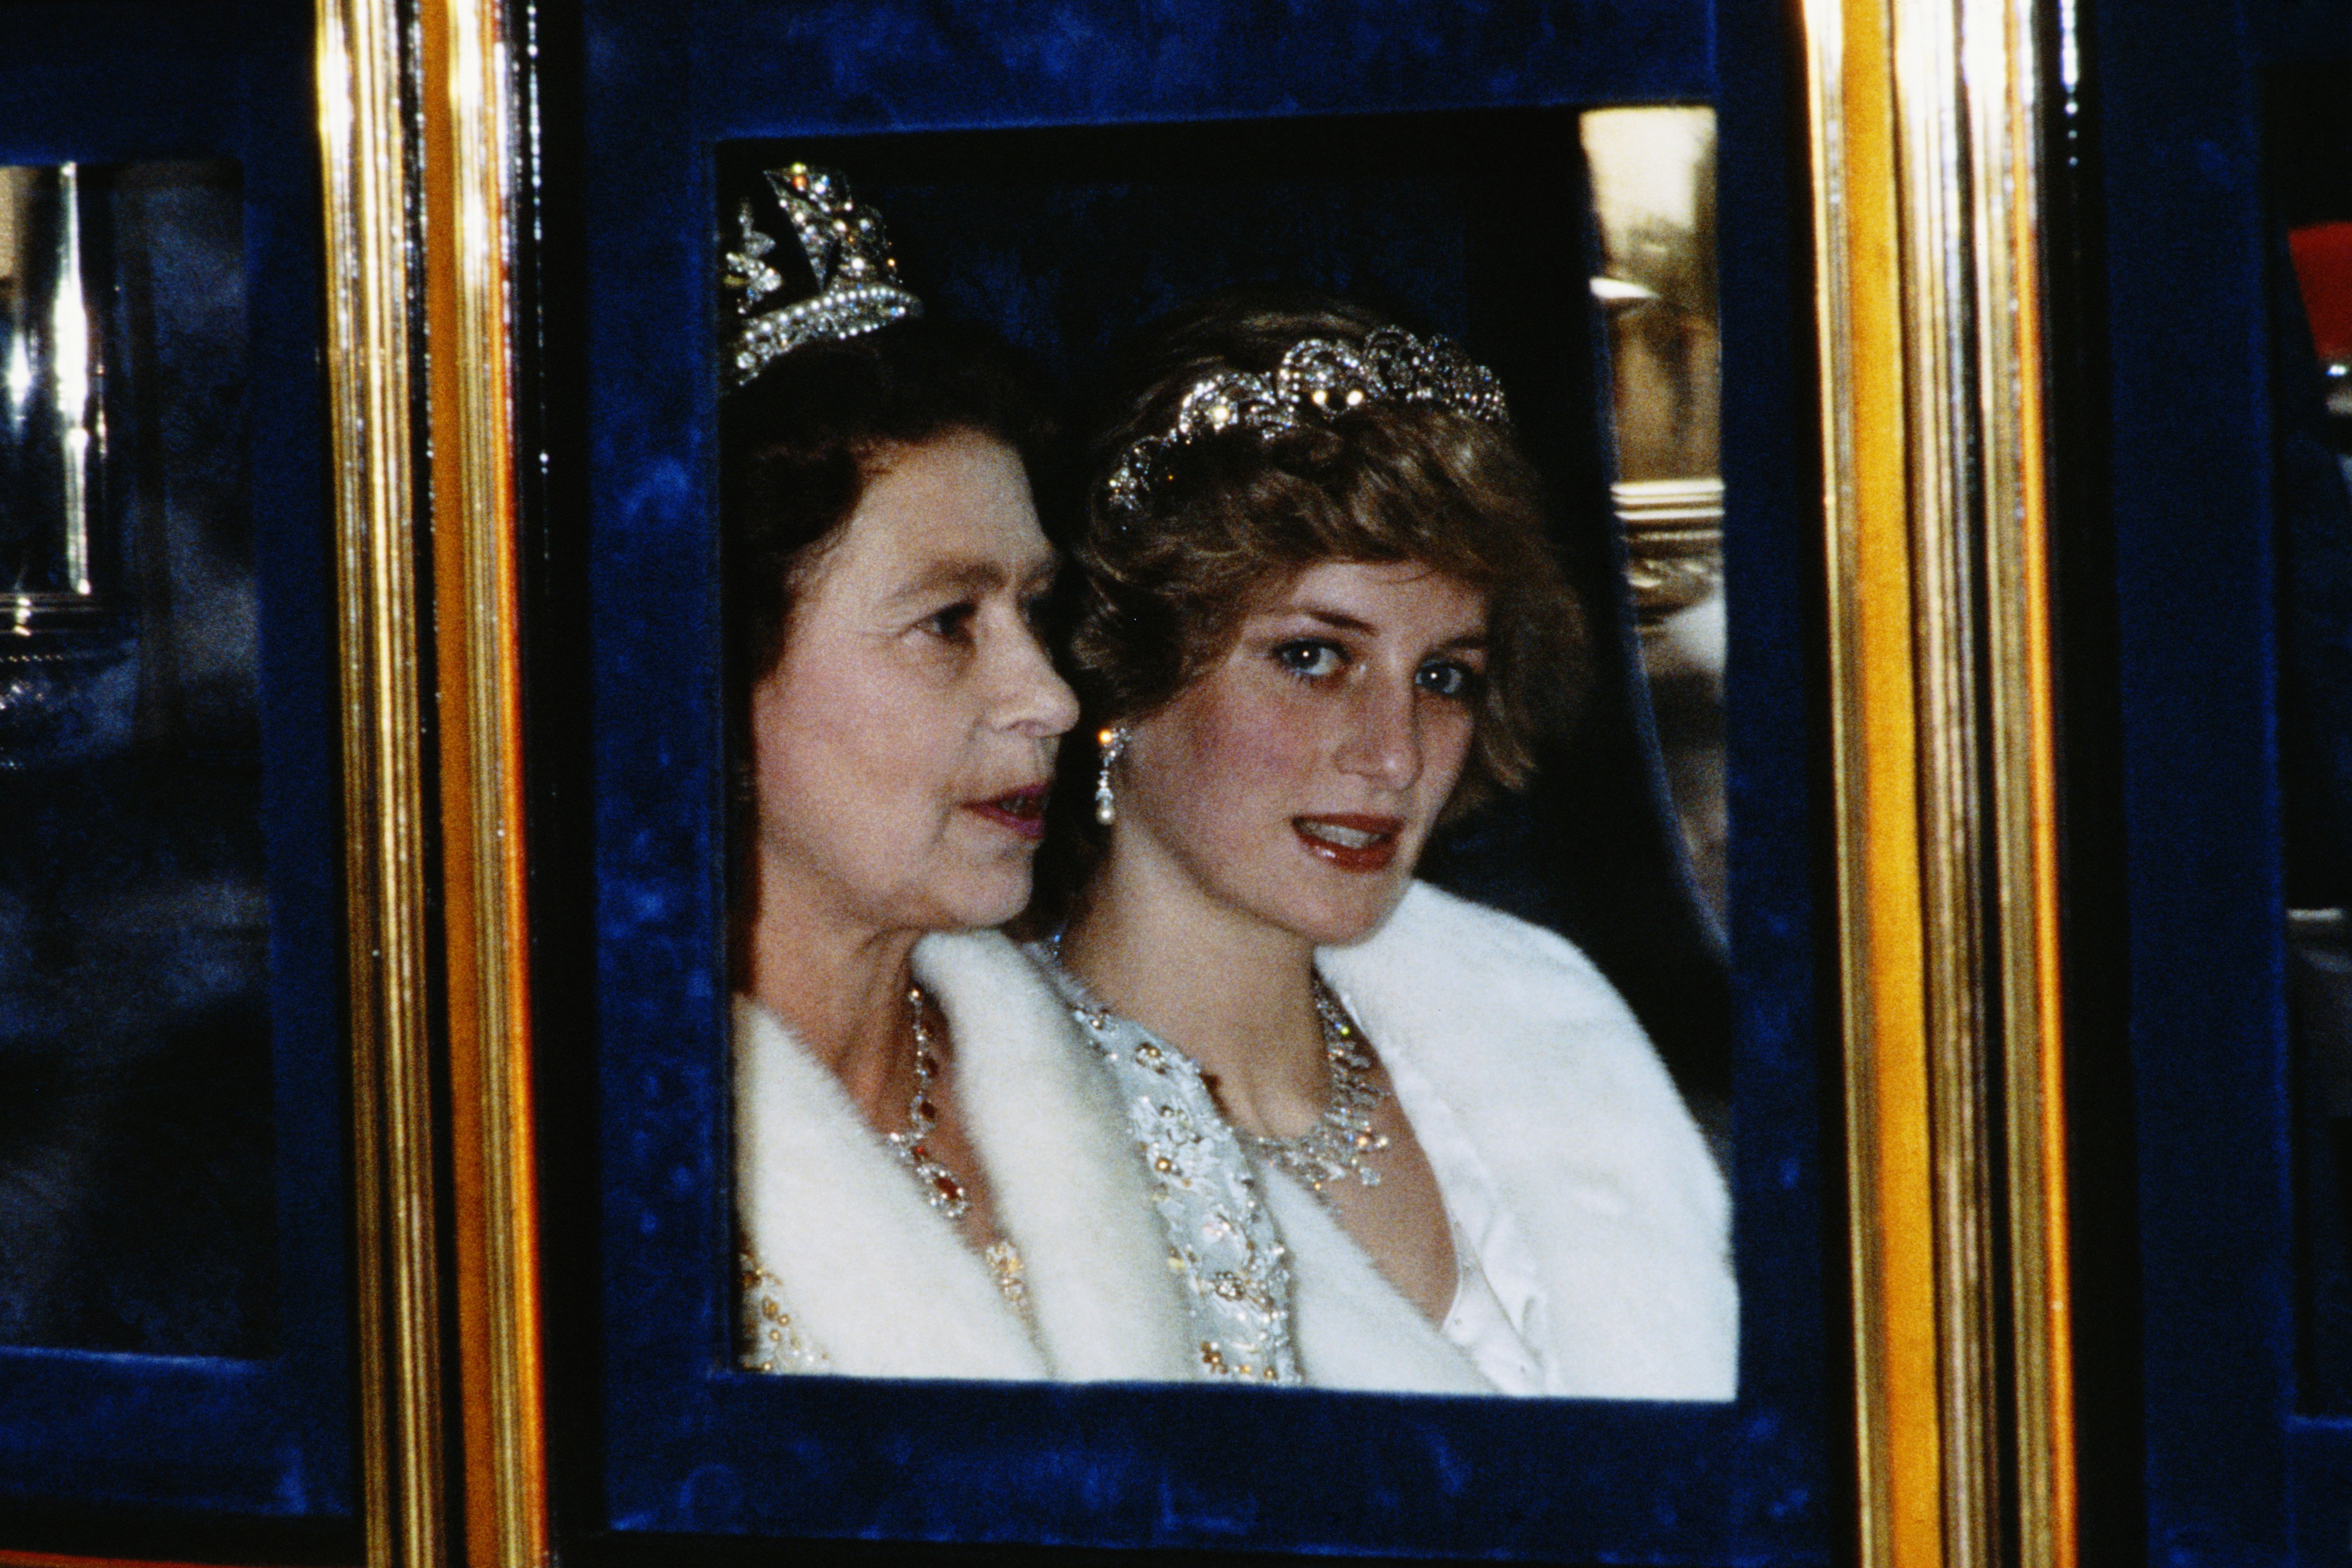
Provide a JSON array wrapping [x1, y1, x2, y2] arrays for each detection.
[[257, 1, 2077, 1566]]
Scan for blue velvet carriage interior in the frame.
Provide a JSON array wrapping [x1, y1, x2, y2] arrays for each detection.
[[580, 0, 1833, 1560], [2141, 12, 2352, 1559], [0, 0, 351, 1547], [1, 0, 2332, 1560]]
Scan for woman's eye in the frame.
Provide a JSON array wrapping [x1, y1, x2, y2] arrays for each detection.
[[1417, 659, 1478, 699], [1271, 639, 1344, 680], [923, 602, 978, 641]]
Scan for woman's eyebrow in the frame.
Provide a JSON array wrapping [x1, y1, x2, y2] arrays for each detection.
[[876, 554, 1059, 614], [1287, 607, 1376, 634], [884, 562, 1016, 606], [1280, 607, 1488, 648]]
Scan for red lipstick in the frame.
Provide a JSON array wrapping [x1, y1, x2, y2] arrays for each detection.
[[1293, 813, 1403, 873], [968, 784, 1049, 841]]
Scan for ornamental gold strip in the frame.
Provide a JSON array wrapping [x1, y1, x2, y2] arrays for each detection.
[[1805, 0, 1945, 1561], [1805, 0, 2074, 1561], [315, 4, 446, 1568], [418, 1, 551, 1565], [1966, 0, 2078, 1557], [1887, 0, 2004, 1556]]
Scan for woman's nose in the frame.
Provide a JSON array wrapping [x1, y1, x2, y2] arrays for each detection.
[[993, 619, 1082, 738], [1334, 675, 1422, 789]]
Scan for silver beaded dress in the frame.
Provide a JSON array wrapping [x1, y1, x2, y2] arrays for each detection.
[[1033, 954, 1303, 1386]]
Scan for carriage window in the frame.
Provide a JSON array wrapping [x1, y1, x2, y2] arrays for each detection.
[[0, 160, 272, 1356]]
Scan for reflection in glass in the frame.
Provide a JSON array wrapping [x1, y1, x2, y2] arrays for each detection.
[[2273, 67, 2352, 1410], [2269, 61, 2352, 1409], [1581, 108, 1726, 925], [0, 161, 275, 1355]]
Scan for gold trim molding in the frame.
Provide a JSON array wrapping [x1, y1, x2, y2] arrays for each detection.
[[419, 1, 550, 1567], [314, 3, 445, 1567], [318, 2, 544, 1565], [1972, 1, 2077, 1560], [1801, 0, 2074, 1563]]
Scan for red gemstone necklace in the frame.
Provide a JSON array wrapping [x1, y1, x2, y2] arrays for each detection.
[[885, 983, 972, 1221]]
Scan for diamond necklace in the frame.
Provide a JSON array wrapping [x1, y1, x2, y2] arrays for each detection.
[[886, 983, 972, 1221], [1244, 977, 1391, 1194]]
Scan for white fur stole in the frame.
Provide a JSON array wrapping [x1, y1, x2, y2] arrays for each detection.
[[1311, 882, 1739, 1401], [733, 927, 1195, 1381]]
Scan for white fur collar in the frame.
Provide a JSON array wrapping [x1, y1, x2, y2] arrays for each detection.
[[1316, 882, 1737, 1400], [1257, 1171, 1494, 1394], [734, 927, 1195, 1381]]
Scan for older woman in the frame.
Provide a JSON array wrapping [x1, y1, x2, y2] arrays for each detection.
[[1037, 290, 1736, 1396], [723, 166, 1193, 1380]]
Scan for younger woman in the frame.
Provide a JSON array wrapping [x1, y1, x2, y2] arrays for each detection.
[[1040, 290, 1736, 1396]]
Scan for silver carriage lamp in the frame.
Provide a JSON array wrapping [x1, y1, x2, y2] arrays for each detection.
[[0, 163, 128, 766]]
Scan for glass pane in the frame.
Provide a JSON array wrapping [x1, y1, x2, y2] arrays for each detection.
[[704, 117, 1735, 1407], [2270, 61, 2352, 1412], [0, 160, 273, 1356], [1582, 107, 1726, 928]]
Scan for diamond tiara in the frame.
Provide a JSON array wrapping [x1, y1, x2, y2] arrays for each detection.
[[723, 163, 923, 388], [1101, 327, 1510, 517]]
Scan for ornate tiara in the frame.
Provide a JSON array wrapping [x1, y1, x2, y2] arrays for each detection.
[[1102, 327, 1510, 516], [723, 163, 923, 388]]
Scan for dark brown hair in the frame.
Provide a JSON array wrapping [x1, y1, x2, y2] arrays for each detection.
[[1063, 289, 1587, 826]]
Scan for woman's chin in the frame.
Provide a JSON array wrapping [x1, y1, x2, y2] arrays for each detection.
[[926, 871, 1035, 933], [1275, 881, 1412, 950]]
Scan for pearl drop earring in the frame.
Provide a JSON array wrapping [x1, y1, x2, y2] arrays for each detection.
[[1094, 725, 1129, 826]]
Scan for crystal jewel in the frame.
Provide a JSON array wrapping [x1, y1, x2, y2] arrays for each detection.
[[1241, 976, 1392, 1195], [1102, 327, 1510, 518], [724, 163, 923, 389]]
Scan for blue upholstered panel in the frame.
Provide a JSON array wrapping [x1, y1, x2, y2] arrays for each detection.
[[0, 0, 351, 1523], [2104, 0, 2303, 1560]]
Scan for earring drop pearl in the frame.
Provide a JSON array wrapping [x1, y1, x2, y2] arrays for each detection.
[[1094, 725, 1127, 826]]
